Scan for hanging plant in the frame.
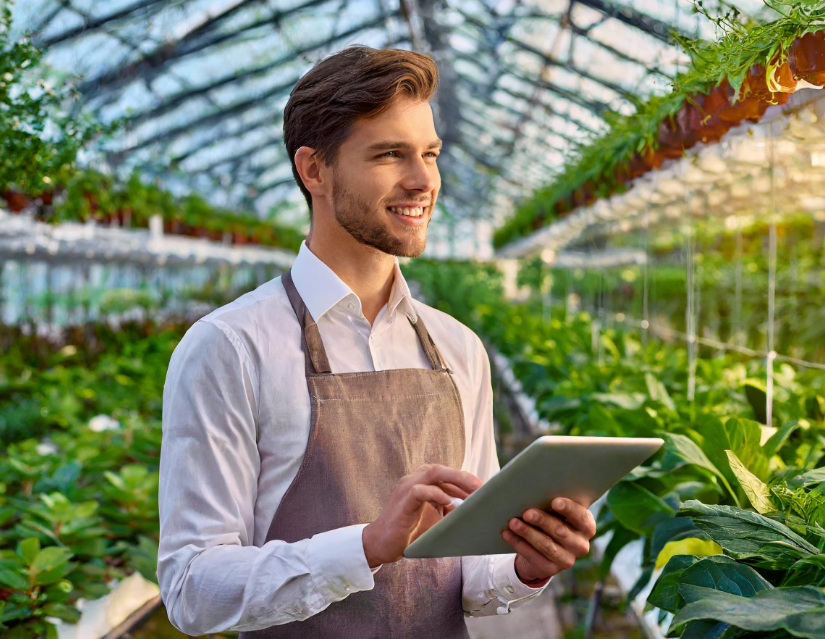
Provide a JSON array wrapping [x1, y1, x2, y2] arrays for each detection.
[[0, 2, 100, 204]]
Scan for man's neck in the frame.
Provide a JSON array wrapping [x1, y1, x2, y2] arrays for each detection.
[[306, 225, 396, 326]]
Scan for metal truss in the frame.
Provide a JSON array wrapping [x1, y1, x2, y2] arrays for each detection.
[[21, 0, 704, 223]]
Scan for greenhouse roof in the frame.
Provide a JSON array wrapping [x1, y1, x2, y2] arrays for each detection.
[[11, 0, 777, 226]]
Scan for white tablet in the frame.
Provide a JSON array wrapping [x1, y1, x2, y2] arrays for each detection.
[[404, 435, 663, 558]]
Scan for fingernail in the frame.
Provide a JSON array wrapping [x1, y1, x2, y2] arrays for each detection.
[[510, 518, 521, 530], [526, 511, 538, 523], [554, 499, 565, 512], [556, 525, 567, 538]]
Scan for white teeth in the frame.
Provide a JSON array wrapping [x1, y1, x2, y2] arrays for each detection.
[[389, 206, 424, 217]]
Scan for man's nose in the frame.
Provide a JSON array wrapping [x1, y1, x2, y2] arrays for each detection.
[[401, 156, 438, 193]]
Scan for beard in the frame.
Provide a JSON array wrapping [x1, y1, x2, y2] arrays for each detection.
[[332, 174, 429, 258]]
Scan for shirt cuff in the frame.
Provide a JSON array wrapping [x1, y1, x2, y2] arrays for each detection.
[[306, 524, 376, 605], [491, 554, 550, 612]]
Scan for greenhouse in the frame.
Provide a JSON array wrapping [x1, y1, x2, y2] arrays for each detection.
[[1, 0, 824, 637]]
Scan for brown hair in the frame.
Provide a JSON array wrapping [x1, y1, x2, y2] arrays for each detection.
[[283, 45, 439, 216]]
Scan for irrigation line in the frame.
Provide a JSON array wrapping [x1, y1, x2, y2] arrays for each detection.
[[608, 313, 825, 371]]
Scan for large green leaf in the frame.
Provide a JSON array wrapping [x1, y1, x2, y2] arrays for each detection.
[[670, 585, 825, 638], [725, 450, 774, 515], [679, 501, 818, 571], [30, 547, 73, 585], [607, 481, 675, 536], [649, 555, 771, 614], [662, 434, 739, 506]]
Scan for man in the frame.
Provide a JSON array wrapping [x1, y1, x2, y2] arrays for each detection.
[[158, 45, 596, 638]]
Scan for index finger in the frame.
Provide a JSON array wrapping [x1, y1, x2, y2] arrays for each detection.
[[412, 464, 482, 495], [552, 498, 596, 538]]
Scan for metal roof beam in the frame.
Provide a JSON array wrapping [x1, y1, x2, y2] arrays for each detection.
[[457, 11, 636, 103], [127, 12, 399, 126], [36, 0, 169, 46], [76, 0, 336, 99], [453, 55, 602, 133], [573, 0, 682, 44]]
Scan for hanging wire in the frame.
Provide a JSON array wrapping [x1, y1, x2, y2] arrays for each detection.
[[733, 214, 743, 347], [766, 122, 778, 427], [642, 202, 651, 349], [684, 167, 698, 403]]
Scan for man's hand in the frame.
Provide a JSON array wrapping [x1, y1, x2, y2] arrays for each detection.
[[362, 464, 482, 568], [501, 497, 597, 585]]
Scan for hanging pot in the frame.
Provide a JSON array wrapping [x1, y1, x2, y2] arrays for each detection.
[[789, 30, 825, 86], [716, 78, 769, 123]]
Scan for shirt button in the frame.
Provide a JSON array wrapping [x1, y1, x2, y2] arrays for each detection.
[[344, 586, 351, 592], [505, 585, 515, 594], [348, 302, 354, 311]]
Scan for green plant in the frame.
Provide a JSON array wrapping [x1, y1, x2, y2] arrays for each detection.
[[0, 2, 100, 196]]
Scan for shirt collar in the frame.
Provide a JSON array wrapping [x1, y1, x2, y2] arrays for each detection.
[[289, 240, 413, 321]]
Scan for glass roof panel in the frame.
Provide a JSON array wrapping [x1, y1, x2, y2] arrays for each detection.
[[10, 0, 767, 228]]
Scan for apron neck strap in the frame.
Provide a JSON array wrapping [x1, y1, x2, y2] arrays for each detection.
[[281, 268, 446, 374], [405, 311, 446, 372], [282, 269, 332, 375]]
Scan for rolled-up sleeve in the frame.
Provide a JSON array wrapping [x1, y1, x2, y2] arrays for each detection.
[[460, 333, 550, 617], [158, 320, 375, 635]]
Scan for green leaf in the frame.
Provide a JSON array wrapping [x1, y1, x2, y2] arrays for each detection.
[[742, 381, 767, 424], [763, 421, 801, 458], [679, 501, 818, 571], [796, 468, 825, 487], [17, 538, 40, 565], [0, 568, 28, 591], [645, 372, 676, 411], [649, 555, 772, 614], [670, 585, 825, 638], [650, 517, 706, 562], [725, 450, 774, 515], [655, 538, 724, 570], [31, 547, 71, 578], [663, 434, 740, 506], [607, 481, 675, 536], [783, 555, 825, 588]]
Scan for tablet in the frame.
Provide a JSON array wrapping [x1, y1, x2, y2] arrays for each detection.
[[403, 435, 663, 558]]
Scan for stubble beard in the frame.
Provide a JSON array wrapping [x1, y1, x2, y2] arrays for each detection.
[[332, 174, 428, 258]]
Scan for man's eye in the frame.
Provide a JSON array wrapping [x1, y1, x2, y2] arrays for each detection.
[[382, 151, 397, 157]]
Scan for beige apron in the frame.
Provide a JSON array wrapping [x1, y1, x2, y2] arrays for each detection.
[[239, 269, 470, 639]]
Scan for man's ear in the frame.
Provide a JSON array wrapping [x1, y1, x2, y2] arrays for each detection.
[[294, 147, 328, 200]]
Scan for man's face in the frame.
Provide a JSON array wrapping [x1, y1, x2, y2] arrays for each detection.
[[328, 97, 441, 258]]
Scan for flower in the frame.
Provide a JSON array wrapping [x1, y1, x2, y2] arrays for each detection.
[[88, 415, 120, 432], [36, 439, 59, 456]]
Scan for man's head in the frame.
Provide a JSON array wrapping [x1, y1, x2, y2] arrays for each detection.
[[284, 46, 441, 258]]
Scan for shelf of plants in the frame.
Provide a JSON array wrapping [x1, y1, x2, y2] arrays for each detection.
[[0, 209, 296, 270], [494, 5, 825, 253]]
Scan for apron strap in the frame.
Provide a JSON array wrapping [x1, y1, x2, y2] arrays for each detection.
[[282, 267, 447, 374], [406, 311, 446, 372], [281, 269, 332, 375]]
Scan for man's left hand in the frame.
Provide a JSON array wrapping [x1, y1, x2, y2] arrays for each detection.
[[501, 497, 597, 586]]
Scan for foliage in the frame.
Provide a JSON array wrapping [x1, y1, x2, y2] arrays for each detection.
[[0, 2, 101, 196], [0, 319, 187, 636], [493, 0, 825, 249], [403, 258, 825, 639]]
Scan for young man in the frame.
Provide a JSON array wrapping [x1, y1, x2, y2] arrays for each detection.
[[158, 46, 596, 638]]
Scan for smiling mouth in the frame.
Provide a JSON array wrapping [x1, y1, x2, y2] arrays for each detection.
[[386, 205, 428, 218]]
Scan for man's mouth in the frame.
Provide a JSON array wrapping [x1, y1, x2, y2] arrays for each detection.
[[387, 205, 427, 218]]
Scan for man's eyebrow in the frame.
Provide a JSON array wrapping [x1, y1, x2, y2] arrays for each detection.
[[367, 139, 443, 152]]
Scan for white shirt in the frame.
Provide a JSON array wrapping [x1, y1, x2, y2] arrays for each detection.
[[158, 241, 549, 636]]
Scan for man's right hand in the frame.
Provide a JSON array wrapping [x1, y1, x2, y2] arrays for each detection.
[[361, 464, 483, 568]]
